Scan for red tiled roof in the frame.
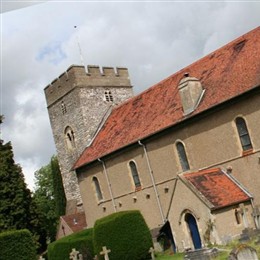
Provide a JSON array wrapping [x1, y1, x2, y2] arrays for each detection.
[[61, 212, 87, 233], [74, 27, 260, 169], [183, 168, 251, 210]]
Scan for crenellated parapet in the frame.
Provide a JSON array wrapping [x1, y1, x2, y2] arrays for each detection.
[[44, 65, 131, 107]]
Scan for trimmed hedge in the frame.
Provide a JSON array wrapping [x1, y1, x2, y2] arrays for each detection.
[[93, 210, 153, 260], [47, 228, 93, 260], [0, 229, 37, 260]]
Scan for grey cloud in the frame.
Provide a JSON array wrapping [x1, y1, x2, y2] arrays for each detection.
[[1, 1, 260, 189]]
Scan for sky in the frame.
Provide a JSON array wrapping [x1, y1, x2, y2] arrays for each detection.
[[1, 0, 260, 191]]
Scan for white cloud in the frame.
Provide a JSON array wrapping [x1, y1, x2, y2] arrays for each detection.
[[1, 1, 260, 190]]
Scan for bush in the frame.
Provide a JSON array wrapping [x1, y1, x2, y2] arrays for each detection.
[[47, 228, 93, 260], [0, 229, 37, 260], [93, 210, 153, 260]]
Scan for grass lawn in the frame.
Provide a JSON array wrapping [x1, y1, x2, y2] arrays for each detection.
[[154, 234, 260, 259], [155, 250, 184, 259]]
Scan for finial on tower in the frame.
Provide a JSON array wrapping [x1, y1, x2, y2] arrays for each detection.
[[74, 25, 85, 68]]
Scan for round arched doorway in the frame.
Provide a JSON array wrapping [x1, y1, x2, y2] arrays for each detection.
[[185, 213, 202, 249]]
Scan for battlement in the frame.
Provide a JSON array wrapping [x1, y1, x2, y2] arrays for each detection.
[[44, 65, 132, 107]]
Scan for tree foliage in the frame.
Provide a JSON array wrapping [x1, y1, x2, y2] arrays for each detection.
[[34, 162, 57, 243], [0, 229, 37, 260], [93, 210, 153, 260], [47, 228, 94, 260], [0, 115, 35, 231], [33, 155, 66, 243], [0, 115, 42, 250], [51, 156, 66, 217]]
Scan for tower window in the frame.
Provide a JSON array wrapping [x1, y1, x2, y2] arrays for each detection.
[[129, 161, 141, 190], [61, 101, 67, 114], [65, 126, 75, 150], [235, 117, 253, 151], [105, 90, 114, 102], [176, 141, 190, 172], [93, 176, 103, 201]]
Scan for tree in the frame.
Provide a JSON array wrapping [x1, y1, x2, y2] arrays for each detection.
[[34, 163, 58, 242], [51, 156, 66, 217], [33, 155, 66, 243], [0, 115, 43, 252], [0, 115, 34, 231]]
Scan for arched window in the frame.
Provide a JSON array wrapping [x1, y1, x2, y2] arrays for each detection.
[[235, 209, 241, 225], [93, 177, 103, 201], [235, 117, 253, 151], [176, 141, 190, 171], [129, 161, 141, 189], [64, 126, 76, 150]]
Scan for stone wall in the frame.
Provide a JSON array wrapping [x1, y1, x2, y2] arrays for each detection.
[[45, 65, 133, 207]]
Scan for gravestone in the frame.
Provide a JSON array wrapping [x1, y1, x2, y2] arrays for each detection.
[[229, 244, 258, 260], [70, 248, 83, 260], [184, 247, 219, 260], [100, 246, 111, 260]]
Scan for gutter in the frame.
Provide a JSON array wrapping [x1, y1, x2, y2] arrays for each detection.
[[98, 158, 117, 212], [138, 140, 165, 224], [74, 84, 260, 171]]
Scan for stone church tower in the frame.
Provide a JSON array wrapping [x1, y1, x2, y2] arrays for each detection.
[[44, 65, 133, 210]]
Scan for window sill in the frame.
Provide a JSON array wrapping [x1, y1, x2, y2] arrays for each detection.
[[135, 186, 142, 192], [97, 200, 105, 205], [242, 149, 253, 157]]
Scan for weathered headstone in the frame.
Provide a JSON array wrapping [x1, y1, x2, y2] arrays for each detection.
[[149, 247, 155, 260], [70, 248, 80, 260], [229, 244, 258, 260], [184, 247, 219, 260], [100, 246, 111, 260]]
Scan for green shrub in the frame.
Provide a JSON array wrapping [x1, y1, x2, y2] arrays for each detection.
[[47, 228, 93, 260], [0, 229, 37, 260], [93, 210, 153, 260]]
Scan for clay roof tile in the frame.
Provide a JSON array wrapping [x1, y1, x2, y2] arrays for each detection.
[[183, 168, 251, 210], [74, 27, 260, 170]]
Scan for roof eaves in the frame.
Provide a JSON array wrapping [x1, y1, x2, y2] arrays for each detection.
[[60, 216, 73, 233], [210, 198, 251, 212], [74, 84, 260, 171], [222, 169, 254, 199], [178, 173, 214, 209]]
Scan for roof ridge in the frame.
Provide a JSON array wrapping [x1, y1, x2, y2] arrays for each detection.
[[74, 26, 260, 169], [113, 27, 260, 113]]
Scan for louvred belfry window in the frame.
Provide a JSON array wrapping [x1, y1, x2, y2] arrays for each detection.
[[105, 90, 114, 102], [235, 117, 253, 151]]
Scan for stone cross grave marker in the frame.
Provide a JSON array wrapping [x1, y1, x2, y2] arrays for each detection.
[[149, 247, 155, 260], [100, 246, 111, 260], [70, 248, 81, 260]]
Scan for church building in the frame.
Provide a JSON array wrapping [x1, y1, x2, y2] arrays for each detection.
[[45, 27, 260, 251]]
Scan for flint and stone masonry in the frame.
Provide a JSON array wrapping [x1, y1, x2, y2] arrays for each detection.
[[44, 65, 133, 208]]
